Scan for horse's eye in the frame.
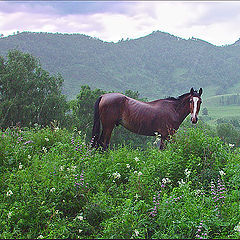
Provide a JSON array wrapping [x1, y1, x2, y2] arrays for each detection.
[[189, 99, 193, 103]]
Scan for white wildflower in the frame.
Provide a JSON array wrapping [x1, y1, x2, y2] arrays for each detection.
[[55, 127, 59, 132], [59, 166, 64, 171], [184, 168, 191, 178], [194, 189, 202, 196], [162, 178, 171, 184], [234, 222, 240, 232], [178, 179, 186, 186], [154, 132, 161, 138], [135, 157, 140, 162], [7, 211, 12, 218], [79, 229, 83, 233], [77, 215, 84, 221], [45, 137, 49, 142], [134, 229, 139, 236], [37, 235, 44, 239], [219, 170, 226, 176], [6, 190, 13, 197], [154, 132, 161, 144], [28, 155, 32, 159], [71, 166, 77, 171], [126, 164, 130, 168], [50, 187, 56, 193], [113, 172, 121, 179], [229, 143, 235, 148], [135, 193, 140, 199], [138, 171, 143, 176], [42, 147, 47, 153], [19, 163, 23, 169]]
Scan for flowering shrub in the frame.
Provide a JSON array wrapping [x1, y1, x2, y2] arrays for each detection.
[[0, 125, 239, 239], [166, 126, 232, 188]]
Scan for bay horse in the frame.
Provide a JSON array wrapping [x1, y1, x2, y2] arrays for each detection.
[[91, 88, 202, 150]]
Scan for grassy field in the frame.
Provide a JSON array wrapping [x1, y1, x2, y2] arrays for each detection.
[[202, 92, 240, 126], [203, 105, 240, 125], [1, 126, 240, 239]]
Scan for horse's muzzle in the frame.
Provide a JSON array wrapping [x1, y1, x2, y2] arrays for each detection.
[[191, 117, 198, 124]]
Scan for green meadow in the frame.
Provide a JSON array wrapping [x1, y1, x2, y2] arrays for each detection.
[[0, 125, 240, 239], [202, 93, 240, 126]]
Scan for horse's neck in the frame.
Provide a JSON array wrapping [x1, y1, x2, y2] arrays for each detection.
[[176, 97, 190, 124]]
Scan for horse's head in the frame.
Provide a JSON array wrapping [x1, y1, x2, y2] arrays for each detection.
[[189, 87, 203, 124]]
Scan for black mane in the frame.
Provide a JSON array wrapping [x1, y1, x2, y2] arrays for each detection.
[[164, 92, 191, 101]]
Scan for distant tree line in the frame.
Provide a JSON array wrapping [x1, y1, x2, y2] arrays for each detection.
[[219, 94, 240, 106]]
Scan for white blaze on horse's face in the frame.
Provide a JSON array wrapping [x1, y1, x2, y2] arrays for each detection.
[[190, 96, 201, 124]]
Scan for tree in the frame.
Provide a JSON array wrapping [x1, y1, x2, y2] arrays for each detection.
[[202, 107, 208, 116], [69, 85, 106, 138], [0, 49, 68, 128]]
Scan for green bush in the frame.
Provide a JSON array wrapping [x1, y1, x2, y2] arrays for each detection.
[[166, 125, 231, 188]]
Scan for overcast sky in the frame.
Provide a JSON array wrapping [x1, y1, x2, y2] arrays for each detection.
[[1, 1, 240, 46]]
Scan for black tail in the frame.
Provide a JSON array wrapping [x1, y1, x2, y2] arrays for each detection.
[[91, 96, 102, 148]]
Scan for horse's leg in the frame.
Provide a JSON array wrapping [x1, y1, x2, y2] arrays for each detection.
[[159, 132, 169, 150], [158, 126, 177, 150], [159, 133, 175, 150], [103, 128, 114, 150], [159, 138, 165, 150], [99, 124, 115, 150], [98, 130, 104, 148]]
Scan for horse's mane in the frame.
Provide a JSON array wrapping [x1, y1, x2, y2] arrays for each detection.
[[164, 92, 190, 102]]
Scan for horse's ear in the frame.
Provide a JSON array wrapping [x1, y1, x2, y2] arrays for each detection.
[[199, 88, 203, 96], [190, 87, 194, 95]]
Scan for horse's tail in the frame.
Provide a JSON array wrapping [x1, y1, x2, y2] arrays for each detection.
[[91, 96, 102, 148]]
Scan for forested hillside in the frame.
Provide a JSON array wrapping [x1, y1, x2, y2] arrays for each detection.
[[1, 31, 240, 99]]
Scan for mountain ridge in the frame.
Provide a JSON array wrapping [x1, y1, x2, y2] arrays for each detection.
[[1, 31, 240, 100]]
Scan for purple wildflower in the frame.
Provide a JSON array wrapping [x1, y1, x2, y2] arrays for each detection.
[[210, 177, 226, 217], [195, 221, 208, 239], [74, 170, 88, 190], [71, 136, 74, 145]]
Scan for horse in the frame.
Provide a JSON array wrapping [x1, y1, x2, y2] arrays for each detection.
[[91, 87, 203, 150]]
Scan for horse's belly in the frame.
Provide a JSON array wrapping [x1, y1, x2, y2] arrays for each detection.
[[120, 119, 155, 136]]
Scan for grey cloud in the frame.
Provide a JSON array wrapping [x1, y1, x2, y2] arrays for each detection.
[[0, 1, 137, 15], [0, 2, 60, 16], [186, 2, 240, 26]]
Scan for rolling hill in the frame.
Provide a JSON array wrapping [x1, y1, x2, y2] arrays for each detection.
[[1, 31, 240, 100]]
